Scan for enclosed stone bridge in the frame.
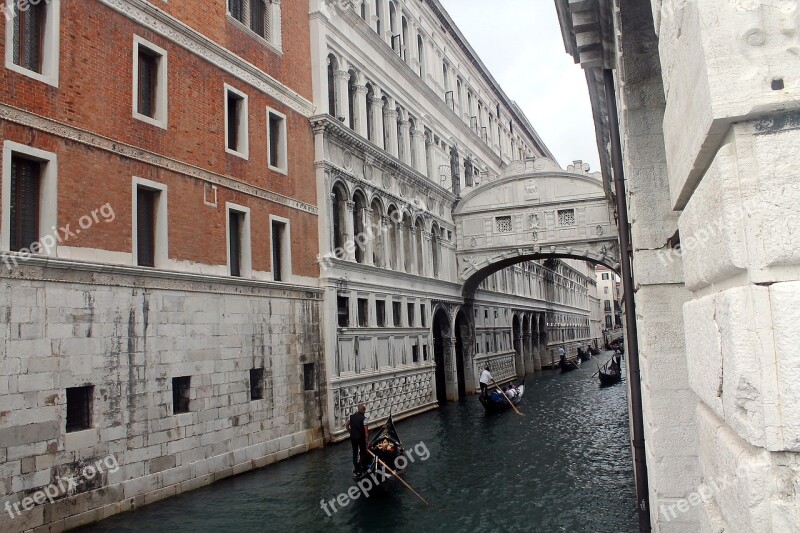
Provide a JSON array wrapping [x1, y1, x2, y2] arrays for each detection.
[[453, 157, 620, 296]]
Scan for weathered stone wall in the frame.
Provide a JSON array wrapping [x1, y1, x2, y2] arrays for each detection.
[[652, 0, 800, 530], [0, 261, 324, 532]]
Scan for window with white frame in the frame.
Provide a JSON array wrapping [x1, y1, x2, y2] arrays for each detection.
[[267, 108, 287, 174], [558, 209, 575, 227], [132, 36, 168, 129], [5, 0, 60, 87], [227, 0, 281, 49], [132, 177, 168, 268], [226, 203, 252, 277], [2, 141, 58, 256], [270, 215, 291, 282], [224, 85, 249, 159]]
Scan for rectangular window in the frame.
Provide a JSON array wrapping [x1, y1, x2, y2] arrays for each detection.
[[132, 37, 168, 128], [602, 273, 610, 280], [250, 368, 264, 400], [496, 216, 512, 233], [225, 85, 249, 158], [558, 209, 576, 227], [228, 0, 278, 45], [267, 109, 287, 173], [420, 305, 427, 328], [172, 376, 191, 414], [392, 302, 402, 327], [9, 155, 40, 253], [7, 0, 59, 86], [358, 298, 369, 327], [303, 363, 315, 391], [66, 385, 93, 432], [376, 300, 386, 327], [605, 300, 612, 312], [229, 210, 243, 277], [136, 187, 156, 267], [338, 296, 350, 327], [411, 343, 419, 363], [422, 345, 428, 361], [271, 218, 288, 282], [407, 302, 415, 327]]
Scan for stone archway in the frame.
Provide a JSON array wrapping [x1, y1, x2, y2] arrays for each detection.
[[454, 309, 470, 398], [431, 307, 451, 404]]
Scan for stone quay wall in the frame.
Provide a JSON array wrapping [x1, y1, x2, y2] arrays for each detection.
[[0, 260, 325, 532]]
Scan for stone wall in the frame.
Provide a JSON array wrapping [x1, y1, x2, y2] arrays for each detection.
[[0, 260, 325, 532]]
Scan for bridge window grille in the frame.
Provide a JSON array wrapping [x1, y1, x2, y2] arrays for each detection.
[[496, 216, 512, 233], [558, 209, 575, 227]]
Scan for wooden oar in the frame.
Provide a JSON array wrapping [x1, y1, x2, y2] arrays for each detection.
[[368, 450, 428, 505], [491, 379, 524, 416]]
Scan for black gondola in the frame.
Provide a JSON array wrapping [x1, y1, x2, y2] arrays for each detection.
[[353, 414, 405, 480], [588, 346, 601, 356], [578, 348, 591, 362], [560, 358, 581, 372], [598, 357, 623, 387], [479, 380, 525, 413]]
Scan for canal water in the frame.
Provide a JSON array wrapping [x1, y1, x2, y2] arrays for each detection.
[[83, 355, 636, 532]]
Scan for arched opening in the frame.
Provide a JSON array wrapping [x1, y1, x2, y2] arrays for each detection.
[[365, 83, 375, 142], [415, 220, 424, 276], [454, 310, 469, 398], [386, 205, 399, 270], [401, 16, 408, 61], [370, 197, 384, 267], [347, 70, 358, 130], [331, 183, 349, 257], [395, 106, 403, 160], [381, 95, 390, 148], [389, 1, 397, 37], [352, 190, 367, 264], [375, 0, 382, 35], [402, 213, 412, 272], [431, 308, 449, 404], [408, 116, 417, 169], [417, 35, 425, 77], [327, 54, 338, 117]]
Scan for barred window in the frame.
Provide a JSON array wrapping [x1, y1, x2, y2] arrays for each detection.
[[558, 209, 575, 227], [13, 1, 45, 73], [496, 216, 512, 233]]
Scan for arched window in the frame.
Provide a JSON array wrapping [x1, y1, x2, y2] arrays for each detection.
[[403, 215, 412, 272], [417, 35, 425, 77], [401, 16, 408, 61], [389, 2, 397, 36], [352, 191, 368, 263], [360, 0, 366, 19], [331, 184, 348, 256], [415, 222, 424, 276], [347, 70, 357, 130], [365, 83, 375, 142], [371, 198, 384, 267], [456, 78, 463, 113], [387, 205, 399, 270], [375, 0, 383, 35], [396, 107, 403, 160], [327, 54, 338, 117], [381, 95, 390, 148]]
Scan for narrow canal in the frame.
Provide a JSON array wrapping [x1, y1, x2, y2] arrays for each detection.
[[83, 355, 636, 532]]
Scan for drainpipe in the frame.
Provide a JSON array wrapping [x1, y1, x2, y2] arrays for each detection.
[[603, 68, 651, 532]]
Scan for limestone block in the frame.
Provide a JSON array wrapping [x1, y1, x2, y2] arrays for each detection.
[[684, 294, 723, 419], [679, 135, 747, 291], [769, 281, 800, 450], [659, 0, 800, 207]]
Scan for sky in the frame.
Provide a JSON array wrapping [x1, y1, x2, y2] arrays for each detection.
[[439, 0, 600, 171]]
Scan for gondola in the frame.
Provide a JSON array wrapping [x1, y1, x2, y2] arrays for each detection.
[[560, 358, 581, 372], [353, 414, 405, 481], [578, 348, 592, 362], [588, 346, 601, 356], [598, 358, 622, 387], [479, 380, 525, 413]]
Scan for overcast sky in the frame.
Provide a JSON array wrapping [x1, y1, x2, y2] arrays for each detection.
[[439, 0, 600, 171]]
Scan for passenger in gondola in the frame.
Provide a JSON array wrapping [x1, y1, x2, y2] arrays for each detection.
[[505, 382, 517, 399], [346, 404, 369, 475], [479, 365, 493, 398]]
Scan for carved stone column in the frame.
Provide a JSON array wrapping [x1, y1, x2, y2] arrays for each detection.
[[396, 220, 406, 273], [334, 69, 350, 125], [369, 94, 385, 149], [399, 116, 412, 166], [380, 215, 392, 269], [421, 231, 433, 278], [384, 98, 399, 158], [409, 224, 418, 276], [425, 132, 435, 181], [354, 83, 369, 138], [411, 126, 426, 174]]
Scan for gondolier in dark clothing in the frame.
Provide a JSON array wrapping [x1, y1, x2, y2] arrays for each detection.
[[346, 404, 369, 474]]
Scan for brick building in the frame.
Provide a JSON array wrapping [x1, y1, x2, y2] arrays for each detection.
[[0, 0, 324, 530]]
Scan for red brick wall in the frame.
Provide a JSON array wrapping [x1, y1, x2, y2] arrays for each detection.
[[0, 0, 319, 278]]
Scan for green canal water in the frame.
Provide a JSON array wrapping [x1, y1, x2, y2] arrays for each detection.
[[82, 356, 636, 532]]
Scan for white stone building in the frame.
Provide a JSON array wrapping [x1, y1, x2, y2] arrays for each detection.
[[596, 264, 621, 329], [309, 0, 600, 439], [558, 0, 800, 530]]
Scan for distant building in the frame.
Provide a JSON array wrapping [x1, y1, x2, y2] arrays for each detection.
[[595, 265, 621, 329]]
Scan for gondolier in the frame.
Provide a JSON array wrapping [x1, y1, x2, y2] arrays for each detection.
[[346, 404, 369, 475], [479, 365, 493, 397]]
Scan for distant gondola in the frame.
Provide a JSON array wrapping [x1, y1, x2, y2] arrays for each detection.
[[578, 348, 592, 362], [479, 380, 525, 413], [353, 414, 405, 481]]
